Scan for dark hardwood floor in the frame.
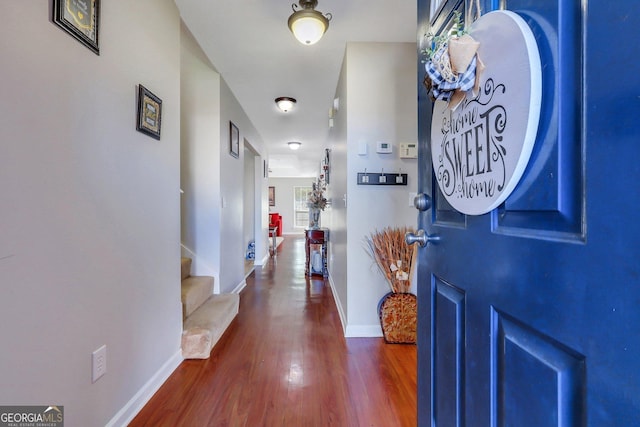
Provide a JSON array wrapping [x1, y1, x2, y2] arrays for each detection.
[[130, 236, 417, 426]]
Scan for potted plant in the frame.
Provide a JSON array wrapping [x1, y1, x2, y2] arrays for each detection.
[[364, 227, 417, 344]]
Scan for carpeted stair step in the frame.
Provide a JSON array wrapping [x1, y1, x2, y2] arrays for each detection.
[[181, 257, 192, 281], [182, 294, 239, 359], [181, 276, 214, 319]]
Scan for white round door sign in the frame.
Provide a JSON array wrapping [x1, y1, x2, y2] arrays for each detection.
[[430, 11, 541, 215]]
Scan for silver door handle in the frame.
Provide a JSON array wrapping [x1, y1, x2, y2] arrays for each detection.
[[405, 229, 440, 247], [413, 193, 432, 211]]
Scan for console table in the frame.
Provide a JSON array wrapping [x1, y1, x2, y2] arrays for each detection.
[[305, 228, 328, 277]]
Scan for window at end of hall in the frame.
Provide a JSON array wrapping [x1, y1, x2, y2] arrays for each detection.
[[293, 186, 311, 228]]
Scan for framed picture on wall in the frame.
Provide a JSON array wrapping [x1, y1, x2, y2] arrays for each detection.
[[229, 122, 239, 158], [136, 85, 162, 140], [53, 0, 100, 55], [268, 186, 276, 206]]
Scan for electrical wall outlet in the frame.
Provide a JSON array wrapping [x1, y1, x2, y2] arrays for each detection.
[[92, 345, 107, 383]]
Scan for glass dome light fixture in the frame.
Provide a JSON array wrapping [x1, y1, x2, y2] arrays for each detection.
[[288, 0, 332, 45], [288, 141, 302, 150], [275, 97, 297, 112]]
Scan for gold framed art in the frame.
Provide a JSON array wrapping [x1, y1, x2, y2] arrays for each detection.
[[53, 0, 100, 55], [136, 85, 162, 140]]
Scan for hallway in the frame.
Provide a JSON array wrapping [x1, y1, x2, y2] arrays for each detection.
[[130, 236, 417, 426]]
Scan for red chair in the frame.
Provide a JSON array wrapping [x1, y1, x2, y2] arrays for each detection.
[[269, 213, 282, 236]]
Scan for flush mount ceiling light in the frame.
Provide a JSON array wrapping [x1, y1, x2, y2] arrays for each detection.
[[288, 0, 332, 45], [288, 141, 302, 150], [275, 97, 297, 112]]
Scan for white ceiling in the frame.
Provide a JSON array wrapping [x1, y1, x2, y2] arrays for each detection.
[[175, 0, 417, 177]]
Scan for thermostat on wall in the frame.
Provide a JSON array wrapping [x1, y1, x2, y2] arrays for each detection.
[[376, 141, 393, 154], [399, 142, 418, 159]]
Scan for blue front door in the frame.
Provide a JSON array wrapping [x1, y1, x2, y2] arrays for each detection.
[[416, 0, 640, 425]]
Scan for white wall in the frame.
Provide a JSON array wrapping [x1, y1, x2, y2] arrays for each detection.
[[180, 24, 221, 280], [243, 147, 256, 254], [0, 2, 182, 425], [326, 55, 350, 327], [219, 80, 267, 292], [180, 26, 268, 293], [328, 42, 418, 337], [255, 155, 271, 266]]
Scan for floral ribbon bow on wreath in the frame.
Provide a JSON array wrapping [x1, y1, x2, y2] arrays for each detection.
[[423, 4, 484, 110]]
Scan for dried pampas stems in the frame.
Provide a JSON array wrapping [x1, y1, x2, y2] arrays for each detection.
[[364, 226, 417, 294]]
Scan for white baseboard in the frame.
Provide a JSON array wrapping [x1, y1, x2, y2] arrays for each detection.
[[345, 324, 383, 338], [106, 349, 183, 427], [327, 274, 382, 338], [328, 274, 347, 335], [232, 279, 247, 294], [255, 252, 269, 266], [243, 265, 255, 280]]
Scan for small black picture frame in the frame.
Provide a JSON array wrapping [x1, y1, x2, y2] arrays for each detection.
[[53, 0, 100, 55], [230, 122, 239, 158], [136, 85, 162, 140]]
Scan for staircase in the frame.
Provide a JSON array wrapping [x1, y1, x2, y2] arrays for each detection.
[[180, 257, 239, 359]]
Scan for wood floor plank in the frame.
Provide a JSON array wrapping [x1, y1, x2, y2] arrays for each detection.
[[129, 236, 416, 426]]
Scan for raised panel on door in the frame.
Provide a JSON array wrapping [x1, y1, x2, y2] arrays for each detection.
[[433, 277, 466, 426], [491, 309, 586, 427], [491, 0, 585, 242], [428, 0, 585, 240]]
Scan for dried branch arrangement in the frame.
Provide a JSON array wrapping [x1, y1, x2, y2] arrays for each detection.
[[364, 227, 417, 293]]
